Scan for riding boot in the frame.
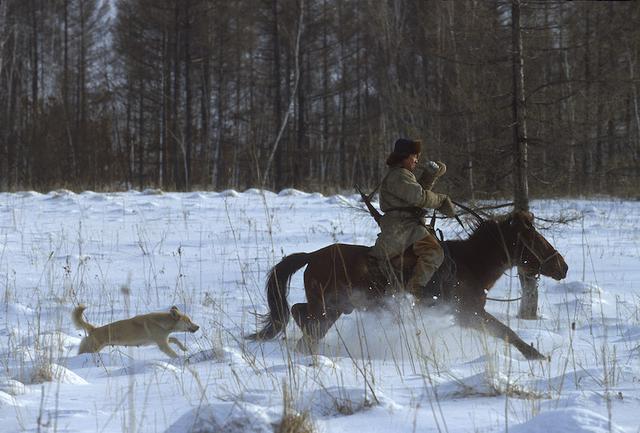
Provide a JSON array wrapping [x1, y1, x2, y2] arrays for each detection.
[[406, 234, 444, 299]]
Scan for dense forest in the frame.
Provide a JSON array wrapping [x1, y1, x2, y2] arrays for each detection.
[[1, 0, 639, 197]]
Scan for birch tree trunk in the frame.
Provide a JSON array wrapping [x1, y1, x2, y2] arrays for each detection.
[[171, 3, 180, 189], [271, 0, 283, 190]]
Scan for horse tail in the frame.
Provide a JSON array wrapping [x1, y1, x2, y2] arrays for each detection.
[[246, 252, 310, 341]]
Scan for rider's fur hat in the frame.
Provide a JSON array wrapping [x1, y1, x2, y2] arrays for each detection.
[[394, 138, 421, 155], [386, 138, 421, 166]]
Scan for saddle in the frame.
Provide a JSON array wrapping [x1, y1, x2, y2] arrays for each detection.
[[366, 241, 456, 304]]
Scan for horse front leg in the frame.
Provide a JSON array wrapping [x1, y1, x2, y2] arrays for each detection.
[[458, 309, 546, 360]]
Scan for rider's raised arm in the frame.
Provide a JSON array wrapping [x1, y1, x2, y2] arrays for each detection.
[[384, 167, 447, 210]]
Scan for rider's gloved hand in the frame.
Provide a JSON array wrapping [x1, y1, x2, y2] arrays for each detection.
[[438, 196, 456, 217], [432, 161, 447, 178], [418, 161, 447, 190]]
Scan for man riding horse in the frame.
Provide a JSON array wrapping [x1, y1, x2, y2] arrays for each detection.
[[248, 137, 568, 358], [369, 138, 456, 299]]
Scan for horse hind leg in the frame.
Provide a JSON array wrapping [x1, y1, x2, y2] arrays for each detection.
[[291, 303, 340, 353], [291, 303, 309, 330]]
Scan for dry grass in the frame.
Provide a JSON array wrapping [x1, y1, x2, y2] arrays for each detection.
[[277, 384, 316, 433], [276, 411, 315, 433]]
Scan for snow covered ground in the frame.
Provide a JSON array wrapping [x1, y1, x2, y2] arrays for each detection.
[[0, 190, 638, 433]]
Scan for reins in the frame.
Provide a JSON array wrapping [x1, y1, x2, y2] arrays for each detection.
[[451, 199, 484, 224], [483, 233, 559, 303], [518, 233, 561, 274], [486, 296, 522, 302]]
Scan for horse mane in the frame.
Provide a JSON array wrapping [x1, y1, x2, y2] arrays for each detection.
[[464, 213, 508, 242]]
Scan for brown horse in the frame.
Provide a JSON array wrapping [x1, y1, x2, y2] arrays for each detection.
[[247, 211, 568, 360]]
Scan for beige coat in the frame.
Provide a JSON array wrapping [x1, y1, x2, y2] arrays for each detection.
[[370, 165, 446, 260]]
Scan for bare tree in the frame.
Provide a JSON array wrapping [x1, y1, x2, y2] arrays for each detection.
[[509, 0, 538, 319], [0, 0, 638, 195]]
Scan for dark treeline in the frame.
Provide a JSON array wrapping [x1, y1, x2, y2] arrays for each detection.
[[1, 0, 639, 196]]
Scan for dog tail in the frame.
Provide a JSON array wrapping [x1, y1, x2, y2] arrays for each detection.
[[72, 305, 96, 333]]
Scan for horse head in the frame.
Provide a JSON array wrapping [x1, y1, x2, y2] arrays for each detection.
[[501, 210, 568, 280]]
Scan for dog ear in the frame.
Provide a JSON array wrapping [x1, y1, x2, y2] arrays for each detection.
[[170, 306, 180, 319]]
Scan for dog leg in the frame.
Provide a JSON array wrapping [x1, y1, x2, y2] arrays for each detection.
[[168, 337, 188, 352], [78, 337, 100, 354], [157, 339, 179, 358]]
